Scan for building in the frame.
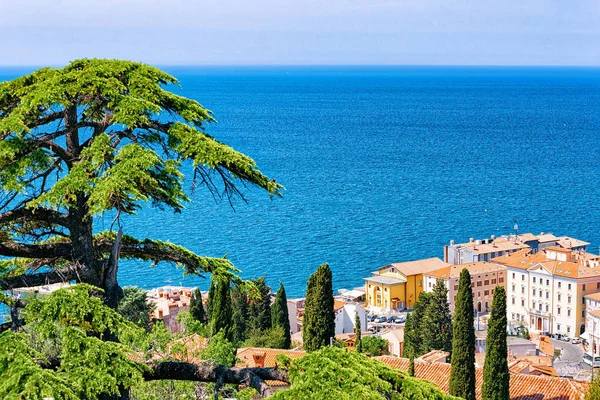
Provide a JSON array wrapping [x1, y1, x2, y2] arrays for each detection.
[[376, 356, 589, 400], [287, 298, 305, 334], [583, 292, 600, 353], [493, 247, 600, 337], [380, 328, 404, 357], [147, 286, 195, 333], [445, 232, 589, 265], [334, 301, 367, 335], [364, 258, 450, 311], [236, 347, 306, 390], [423, 261, 506, 314]]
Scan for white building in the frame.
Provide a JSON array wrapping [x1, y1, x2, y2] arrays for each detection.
[[334, 302, 367, 335], [494, 247, 600, 338], [287, 298, 305, 335]]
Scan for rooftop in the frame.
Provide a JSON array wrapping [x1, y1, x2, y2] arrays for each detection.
[[376, 356, 588, 400], [556, 236, 590, 249], [364, 275, 406, 285], [492, 249, 600, 279], [236, 347, 306, 368], [424, 261, 505, 280], [378, 257, 450, 277]]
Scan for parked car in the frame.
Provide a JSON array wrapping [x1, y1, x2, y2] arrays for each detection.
[[394, 315, 406, 324], [367, 315, 377, 322], [561, 336, 571, 342], [386, 316, 395, 323], [540, 331, 551, 337], [584, 352, 600, 367], [572, 338, 582, 344], [374, 316, 387, 323]]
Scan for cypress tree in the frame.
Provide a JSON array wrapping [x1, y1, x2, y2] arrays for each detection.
[[482, 286, 509, 400], [422, 279, 453, 353], [231, 283, 248, 346], [247, 277, 272, 333], [403, 312, 415, 358], [355, 310, 363, 353], [303, 263, 335, 352], [449, 268, 476, 400], [206, 278, 216, 322], [209, 276, 233, 342], [271, 283, 291, 349], [189, 288, 206, 323], [409, 354, 415, 377], [407, 292, 431, 357]]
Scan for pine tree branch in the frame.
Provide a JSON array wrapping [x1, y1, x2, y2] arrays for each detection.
[[0, 240, 72, 259], [143, 362, 288, 397], [0, 206, 70, 228], [0, 265, 81, 291]]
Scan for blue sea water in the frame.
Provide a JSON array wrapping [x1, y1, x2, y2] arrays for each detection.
[[1, 66, 600, 297]]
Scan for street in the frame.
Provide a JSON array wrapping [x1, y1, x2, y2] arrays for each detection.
[[552, 338, 590, 378]]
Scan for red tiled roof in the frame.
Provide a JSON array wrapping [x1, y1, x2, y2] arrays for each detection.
[[236, 347, 305, 368], [376, 356, 588, 400]]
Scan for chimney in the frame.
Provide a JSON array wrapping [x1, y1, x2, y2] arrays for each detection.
[[253, 352, 266, 368]]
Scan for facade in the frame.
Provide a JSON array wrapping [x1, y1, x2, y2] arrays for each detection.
[[584, 292, 600, 353], [380, 328, 404, 357], [287, 298, 305, 334], [423, 261, 507, 314], [444, 232, 589, 265], [334, 301, 368, 335], [364, 258, 450, 310], [494, 247, 600, 338], [147, 286, 195, 333]]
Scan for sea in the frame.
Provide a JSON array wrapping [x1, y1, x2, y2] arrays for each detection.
[[1, 65, 600, 298]]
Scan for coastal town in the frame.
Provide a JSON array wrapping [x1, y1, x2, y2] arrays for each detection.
[[90, 230, 596, 399]]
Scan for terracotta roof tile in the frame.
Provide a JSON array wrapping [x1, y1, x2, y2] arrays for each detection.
[[376, 356, 588, 400], [236, 347, 305, 368]]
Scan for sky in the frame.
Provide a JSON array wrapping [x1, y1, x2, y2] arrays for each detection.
[[0, 0, 599, 66]]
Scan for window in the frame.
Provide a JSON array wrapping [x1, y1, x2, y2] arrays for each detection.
[[558, 294, 561, 301], [533, 289, 536, 296], [512, 298, 515, 305], [471, 283, 475, 288], [583, 310, 586, 317], [512, 285, 516, 292], [499, 277, 504, 283], [558, 306, 561, 315], [583, 297, 586, 304], [522, 287, 525, 294], [568, 283, 572, 290], [492, 279, 497, 284], [484, 290, 489, 296], [568, 309, 571, 317], [477, 281, 482, 287], [484, 280, 489, 286], [539, 303, 542, 311], [384, 288, 387, 292], [532, 301, 536, 308], [558, 282, 562, 288], [546, 304, 549, 312], [568, 296, 572, 304], [533, 277, 536, 283], [597, 283, 600, 289], [522, 275, 525, 281], [521, 299, 525, 307], [567, 326, 571, 333], [477, 291, 481, 297], [454, 285, 458, 290], [547, 279, 550, 286], [584, 284, 587, 291], [429, 282, 432, 288], [546, 291, 550, 299], [512, 272, 515, 279], [557, 324, 561, 331]]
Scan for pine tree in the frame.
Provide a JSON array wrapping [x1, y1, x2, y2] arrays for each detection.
[[189, 288, 206, 323], [271, 283, 292, 349], [482, 286, 509, 400], [422, 279, 453, 353], [449, 268, 476, 400], [355, 310, 363, 353], [403, 312, 415, 358], [209, 276, 233, 341], [247, 277, 272, 334], [206, 278, 216, 322], [303, 263, 335, 352], [409, 354, 415, 377], [406, 292, 431, 357], [230, 283, 248, 346]]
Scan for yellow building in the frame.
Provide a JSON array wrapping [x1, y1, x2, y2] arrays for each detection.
[[364, 258, 450, 310]]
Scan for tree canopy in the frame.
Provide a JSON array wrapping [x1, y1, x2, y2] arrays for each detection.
[[302, 263, 335, 352], [482, 286, 509, 400], [0, 59, 281, 308]]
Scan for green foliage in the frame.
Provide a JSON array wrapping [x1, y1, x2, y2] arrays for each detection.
[[355, 311, 363, 353], [189, 288, 206, 324], [587, 375, 600, 400], [403, 313, 414, 358], [422, 279, 453, 353], [246, 277, 272, 334], [208, 276, 233, 342], [271, 346, 457, 400], [482, 286, 509, 400], [0, 284, 148, 400], [130, 380, 197, 400], [175, 311, 211, 337], [200, 331, 237, 368], [303, 263, 335, 352], [404, 292, 431, 358], [361, 335, 389, 357], [243, 326, 287, 349], [231, 283, 248, 346], [271, 283, 291, 349], [449, 269, 476, 400], [118, 286, 155, 330]]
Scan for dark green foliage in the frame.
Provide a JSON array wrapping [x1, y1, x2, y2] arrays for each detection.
[[303, 263, 335, 352], [587, 375, 600, 400], [271, 283, 291, 349], [200, 331, 237, 367], [409, 355, 415, 377], [403, 313, 415, 358], [231, 283, 248, 345], [449, 269, 476, 400], [243, 326, 287, 349], [189, 288, 206, 324], [271, 347, 457, 399], [208, 276, 233, 342], [422, 279, 453, 353], [246, 277, 272, 334], [355, 311, 363, 353], [482, 286, 509, 400], [206, 278, 216, 322], [118, 286, 155, 330], [361, 336, 389, 356], [404, 292, 431, 357]]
